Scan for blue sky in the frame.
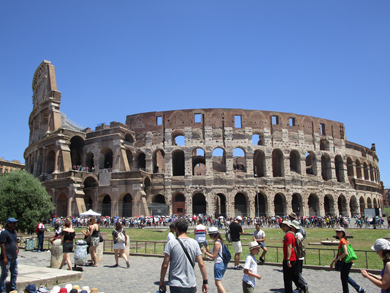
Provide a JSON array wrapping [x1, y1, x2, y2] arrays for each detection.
[[1, 1, 389, 186]]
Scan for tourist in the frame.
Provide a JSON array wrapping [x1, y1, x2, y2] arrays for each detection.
[[159, 218, 208, 293], [112, 221, 130, 268], [59, 219, 75, 270], [37, 220, 49, 252], [194, 219, 208, 251], [360, 238, 390, 292], [330, 227, 366, 293], [0, 218, 19, 293], [167, 222, 176, 242], [252, 223, 267, 264], [230, 216, 244, 269], [242, 241, 262, 293], [50, 223, 62, 244], [82, 218, 99, 267], [202, 227, 227, 293]]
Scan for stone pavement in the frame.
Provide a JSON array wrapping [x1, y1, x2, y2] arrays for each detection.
[[17, 249, 378, 293]]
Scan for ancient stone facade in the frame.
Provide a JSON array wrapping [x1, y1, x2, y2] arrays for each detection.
[[24, 61, 383, 218], [0, 158, 25, 174]]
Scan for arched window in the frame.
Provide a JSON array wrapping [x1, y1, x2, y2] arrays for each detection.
[[272, 149, 283, 177], [46, 150, 55, 174], [320, 139, 329, 151], [137, 152, 146, 170], [290, 150, 300, 174], [305, 152, 316, 176], [173, 135, 185, 146], [192, 148, 205, 175], [212, 148, 226, 173], [253, 150, 265, 177], [321, 154, 331, 181], [153, 150, 165, 173], [101, 148, 113, 169], [335, 155, 344, 182], [347, 157, 353, 177], [356, 160, 362, 179], [233, 148, 246, 172], [172, 150, 185, 176], [70, 136, 84, 167], [363, 163, 369, 180]]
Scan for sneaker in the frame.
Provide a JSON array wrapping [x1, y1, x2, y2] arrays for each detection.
[[237, 265, 243, 269], [358, 288, 366, 293], [37, 250, 41, 253], [303, 284, 309, 293], [260, 257, 265, 263], [126, 261, 130, 268], [114, 264, 119, 267]]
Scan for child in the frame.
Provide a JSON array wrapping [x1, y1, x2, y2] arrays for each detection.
[[242, 241, 262, 293]]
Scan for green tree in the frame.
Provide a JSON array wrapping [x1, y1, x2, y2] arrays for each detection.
[[0, 170, 54, 233]]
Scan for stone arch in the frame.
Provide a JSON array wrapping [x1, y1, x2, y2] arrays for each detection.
[[83, 176, 98, 210], [153, 149, 165, 173], [172, 132, 185, 146], [126, 150, 133, 171], [99, 194, 111, 216], [124, 133, 134, 145], [233, 148, 246, 172], [290, 150, 301, 174], [321, 154, 331, 181], [253, 150, 265, 177], [212, 147, 226, 173], [86, 152, 94, 171], [193, 193, 206, 215], [101, 148, 113, 169], [305, 152, 317, 176], [338, 194, 348, 216], [292, 193, 302, 216], [172, 149, 185, 176], [274, 193, 286, 216], [46, 150, 55, 174], [173, 193, 186, 215], [363, 162, 369, 180], [324, 194, 335, 216], [252, 133, 264, 146], [122, 193, 133, 217], [144, 177, 151, 195], [192, 148, 206, 175], [308, 194, 320, 216], [369, 164, 374, 182], [215, 193, 227, 217], [335, 155, 344, 182], [356, 160, 362, 179], [272, 149, 284, 177], [359, 196, 365, 215], [350, 196, 359, 217], [254, 192, 267, 217], [70, 136, 84, 167], [57, 192, 68, 217], [150, 194, 167, 216], [136, 151, 146, 170], [347, 157, 353, 177], [373, 197, 378, 208], [367, 197, 372, 209], [320, 139, 329, 151], [235, 193, 247, 217]]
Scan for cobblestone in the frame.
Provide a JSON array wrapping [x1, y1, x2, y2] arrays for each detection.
[[17, 249, 378, 293]]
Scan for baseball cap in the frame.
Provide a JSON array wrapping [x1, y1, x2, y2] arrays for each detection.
[[236, 216, 242, 221], [6, 218, 18, 223], [371, 238, 390, 251], [335, 227, 345, 233], [209, 227, 218, 234]]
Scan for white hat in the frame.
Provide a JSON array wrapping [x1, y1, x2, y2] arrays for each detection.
[[281, 220, 292, 227], [248, 241, 261, 250], [51, 286, 60, 293], [81, 286, 90, 293], [371, 238, 390, 251], [236, 216, 242, 221], [65, 284, 72, 292], [290, 220, 300, 230], [209, 227, 218, 234]]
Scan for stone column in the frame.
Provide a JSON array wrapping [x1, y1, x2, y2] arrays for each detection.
[[67, 196, 73, 217]]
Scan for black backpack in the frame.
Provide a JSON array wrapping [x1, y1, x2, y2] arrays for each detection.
[[225, 226, 232, 243]]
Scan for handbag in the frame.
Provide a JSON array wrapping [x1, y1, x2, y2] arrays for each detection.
[[335, 259, 342, 271], [344, 244, 358, 263], [84, 235, 91, 246], [176, 238, 195, 268], [99, 233, 104, 243]]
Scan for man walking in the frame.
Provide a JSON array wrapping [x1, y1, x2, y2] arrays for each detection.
[[194, 219, 208, 251], [0, 218, 19, 293], [159, 218, 208, 293], [230, 216, 244, 270], [37, 220, 48, 252], [290, 220, 309, 293]]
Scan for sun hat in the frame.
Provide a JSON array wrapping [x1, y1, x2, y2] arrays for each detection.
[[65, 284, 72, 292], [72, 285, 80, 290], [236, 216, 242, 221], [90, 288, 99, 293], [51, 286, 60, 293], [70, 290, 78, 293], [24, 284, 38, 293], [6, 218, 18, 223], [81, 286, 90, 293], [290, 220, 300, 230], [248, 241, 261, 250], [80, 291, 88, 293], [58, 289, 67, 293], [371, 238, 390, 251], [289, 212, 297, 220], [209, 227, 219, 234], [281, 220, 292, 227], [335, 227, 345, 233]]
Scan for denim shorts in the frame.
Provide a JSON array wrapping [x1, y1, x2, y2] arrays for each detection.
[[214, 262, 227, 280]]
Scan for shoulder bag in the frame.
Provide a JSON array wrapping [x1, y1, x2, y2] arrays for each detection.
[[344, 244, 358, 263], [176, 238, 195, 268]]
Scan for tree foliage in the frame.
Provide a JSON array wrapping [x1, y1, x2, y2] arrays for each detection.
[[0, 170, 54, 233]]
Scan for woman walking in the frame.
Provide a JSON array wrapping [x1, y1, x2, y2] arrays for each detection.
[[202, 227, 227, 293], [82, 218, 99, 267], [330, 227, 366, 293], [112, 221, 130, 268], [59, 219, 75, 270], [361, 238, 390, 292]]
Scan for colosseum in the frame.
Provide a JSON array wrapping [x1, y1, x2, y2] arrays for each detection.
[[24, 60, 383, 218]]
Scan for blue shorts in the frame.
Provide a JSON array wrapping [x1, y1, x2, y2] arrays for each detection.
[[214, 262, 227, 280], [198, 241, 208, 249], [257, 241, 266, 248]]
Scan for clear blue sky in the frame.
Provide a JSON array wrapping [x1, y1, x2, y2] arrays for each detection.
[[1, 1, 389, 186]]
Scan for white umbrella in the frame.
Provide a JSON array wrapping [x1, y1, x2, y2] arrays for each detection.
[[80, 209, 101, 216]]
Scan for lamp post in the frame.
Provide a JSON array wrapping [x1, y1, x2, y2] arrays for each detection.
[[256, 185, 260, 218]]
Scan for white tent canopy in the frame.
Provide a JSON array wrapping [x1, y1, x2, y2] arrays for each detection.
[[79, 209, 101, 216]]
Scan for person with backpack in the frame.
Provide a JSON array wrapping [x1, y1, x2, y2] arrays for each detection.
[[112, 221, 129, 268], [201, 227, 230, 293], [280, 220, 308, 293], [242, 241, 262, 293], [330, 227, 366, 293], [290, 220, 309, 293], [36, 220, 49, 252]]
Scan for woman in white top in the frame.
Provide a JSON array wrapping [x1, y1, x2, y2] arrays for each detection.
[[202, 227, 226, 293]]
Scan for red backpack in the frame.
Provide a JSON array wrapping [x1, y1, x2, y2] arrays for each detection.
[[36, 223, 41, 233]]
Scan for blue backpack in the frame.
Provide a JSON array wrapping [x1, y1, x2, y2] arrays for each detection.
[[217, 240, 231, 266]]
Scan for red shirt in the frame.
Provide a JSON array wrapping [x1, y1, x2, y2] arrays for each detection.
[[283, 232, 297, 261]]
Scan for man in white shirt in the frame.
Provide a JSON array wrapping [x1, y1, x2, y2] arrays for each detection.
[[167, 223, 176, 242], [253, 223, 267, 264]]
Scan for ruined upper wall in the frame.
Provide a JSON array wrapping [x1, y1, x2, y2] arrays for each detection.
[[126, 108, 346, 139]]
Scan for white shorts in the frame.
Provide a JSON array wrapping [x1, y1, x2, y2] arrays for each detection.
[[232, 241, 242, 253], [113, 243, 126, 250]]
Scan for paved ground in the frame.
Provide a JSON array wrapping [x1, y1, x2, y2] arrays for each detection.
[[17, 249, 378, 293]]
